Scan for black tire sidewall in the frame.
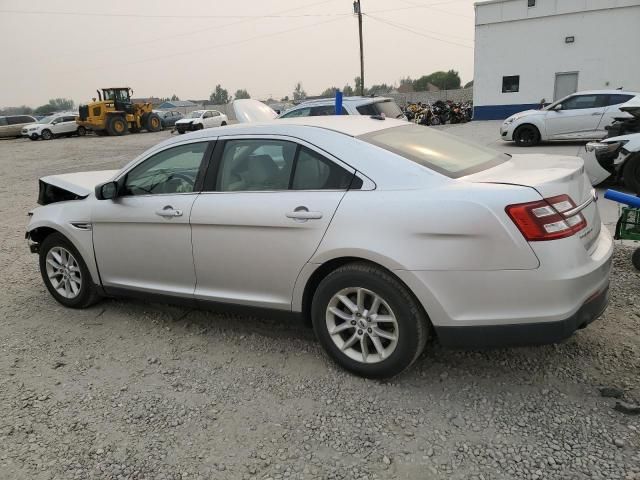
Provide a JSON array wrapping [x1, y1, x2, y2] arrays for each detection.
[[312, 266, 426, 378], [77, 126, 86, 136], [514, 125, 540, 146], [39, 233, 96, 308], [41, 129, 52, 140]]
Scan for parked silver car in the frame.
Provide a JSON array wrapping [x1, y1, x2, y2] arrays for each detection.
[[26, 105, 612, 378]]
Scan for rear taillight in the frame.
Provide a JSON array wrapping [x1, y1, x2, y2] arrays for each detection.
[[506, 194, 586, 241]]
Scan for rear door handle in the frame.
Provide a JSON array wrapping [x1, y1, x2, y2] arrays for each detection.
[[286, 207, 323, 221], [156, 206, 183, 218], [591, 112, 603, 116]]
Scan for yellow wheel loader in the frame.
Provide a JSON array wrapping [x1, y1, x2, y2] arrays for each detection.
[[76, 87, 162, 136]]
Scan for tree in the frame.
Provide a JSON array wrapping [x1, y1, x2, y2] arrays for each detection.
[[413, 70, 461, 91], [234, 89, 251, 99], [293, 82, 306, 102], [342, 84, 355, 96], [398, 77, 414, 93], [354, 76, 366, 95], [320, 87, 339, 98], [0, 105, 33, 115], [170, 94, 180, 101], [35, 98, 74, 115], [209, 85, 230, 104], [368, 83, 393, 95], [280, 95, 289, 102]]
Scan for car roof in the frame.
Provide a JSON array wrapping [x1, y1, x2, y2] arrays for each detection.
[[154, 116, 405, 150], [569, 90, 639, 96], [296, 96, 392, 106]]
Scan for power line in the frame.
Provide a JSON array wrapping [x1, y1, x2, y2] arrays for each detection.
[[365, 14, 473, 48], [0, 9, 351, 19], [367, 0, 473, 19], [14, 0, 341, 62], [367, 15, 474, 41], [71, 16, 349, 74]]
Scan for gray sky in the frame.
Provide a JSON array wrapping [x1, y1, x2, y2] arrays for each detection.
[[0, 0, 476, 107]]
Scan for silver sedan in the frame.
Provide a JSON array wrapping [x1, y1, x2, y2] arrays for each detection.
[[27, 112, 612, 378]]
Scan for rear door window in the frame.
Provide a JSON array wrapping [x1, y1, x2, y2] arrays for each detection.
[[292, 147, 353, 190], [560, 95, 607, 110], [280, 107, 311, 118], [607, 94, 634, 106]]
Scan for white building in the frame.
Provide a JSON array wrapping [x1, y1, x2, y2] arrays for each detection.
[[473, 0, 640, 119]]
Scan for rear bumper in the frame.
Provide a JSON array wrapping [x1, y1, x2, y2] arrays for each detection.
[[435, 284, 609, 348]]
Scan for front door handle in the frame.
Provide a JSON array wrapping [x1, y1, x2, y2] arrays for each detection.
[[591, 111, 603, 116], [286, 206, 323, 221], [155, 206, 183, 218]]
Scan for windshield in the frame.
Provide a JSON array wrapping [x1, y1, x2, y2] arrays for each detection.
[[187, 111, 204, 118], [359, 124, 509, 178], [37, 116, 55, 124]]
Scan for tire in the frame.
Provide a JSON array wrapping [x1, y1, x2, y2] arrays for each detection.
[[311, 262, 429, 379], [77, 126, 87, 137], [106, 116, 128, 136], [95, 130, 108, 136], [623, 154, 640, 193], [144, 112, 162, 132], [29, 134, 39, 141], [41, 129, 53, 140], [38, 233, 100, 309], [221, 121, 227, 126], [513, 124, 541, 146], [632, 248, 640, 271], [197, 124, 204, 130], [177, 129, 185, 135]]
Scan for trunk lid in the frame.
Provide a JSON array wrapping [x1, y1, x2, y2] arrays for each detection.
[[39, 170, 118, 204], [620, 96, 640, 119], [464, 154, 600, 252]]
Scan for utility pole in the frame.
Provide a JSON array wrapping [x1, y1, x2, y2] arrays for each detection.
[[354, 0, 364, 96]]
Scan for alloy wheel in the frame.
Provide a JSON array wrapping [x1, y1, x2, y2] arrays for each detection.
[[325, 287, 399, 364], [45, 247, 82, 299]]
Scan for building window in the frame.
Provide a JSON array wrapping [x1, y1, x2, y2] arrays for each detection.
[[502, 76, 520, 93], [528, 0, 535, 7]]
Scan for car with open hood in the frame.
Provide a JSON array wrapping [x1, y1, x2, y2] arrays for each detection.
[[501, 90, 639, 146], [278, 96, 406, 120], [25, 100, 612, 378]]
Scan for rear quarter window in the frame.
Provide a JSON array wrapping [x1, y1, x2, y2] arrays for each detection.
[[359, 124, 509, 178]]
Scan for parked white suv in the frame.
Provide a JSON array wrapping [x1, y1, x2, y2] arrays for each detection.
[[22, 113, 86, 140], [278, 96, 406, 120], [175, 110, 228, 134], [501, 90, 639, 146]]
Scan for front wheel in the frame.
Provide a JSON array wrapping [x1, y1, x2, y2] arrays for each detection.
[[77, 126, 87, 136], [221, 121, 227, 126], [513, 124, 541, 146], [38, 233, 100, 308], [41, 129, 53, 140], [312, 262, 429, 378], [106, 116, 128, 136]]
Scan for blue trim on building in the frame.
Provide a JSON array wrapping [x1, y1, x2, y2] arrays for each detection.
[[473, 103, 541, 120]]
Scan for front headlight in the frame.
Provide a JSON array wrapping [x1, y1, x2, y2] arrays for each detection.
[[28, 127, 38, 131]]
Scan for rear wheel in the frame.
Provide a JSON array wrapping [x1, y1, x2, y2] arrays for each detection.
[[77, 126, 87, 137], [106, 116, 128, 136], [513, 124, 541, 146], [39, 233, 100, 309], [623, 154, 640, 193], [312, 262, 428, 378], [41, 129, 53, 140]]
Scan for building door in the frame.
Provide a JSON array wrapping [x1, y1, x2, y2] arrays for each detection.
[[554, 72, 578, 101]]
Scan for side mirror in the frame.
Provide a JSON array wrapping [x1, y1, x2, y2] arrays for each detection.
[[95, 181, 119, 200], [552, 103, 563, 111]]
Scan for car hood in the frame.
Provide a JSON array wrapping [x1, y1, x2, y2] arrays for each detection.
[[232, 99, 277, 123], [40, 170, 119, 198], [175, 118, 195, 124], [506, 109, 544, 121], [22, 123, 43, 129]]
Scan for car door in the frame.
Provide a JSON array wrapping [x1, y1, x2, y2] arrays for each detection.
[[202, 111, 213, 128], [544, 94, 608, 139], [190, 136, 356, 309], [92, 140, 213, 296]]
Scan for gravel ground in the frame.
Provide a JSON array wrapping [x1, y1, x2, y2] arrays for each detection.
[[1, 131, 639, 480]]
